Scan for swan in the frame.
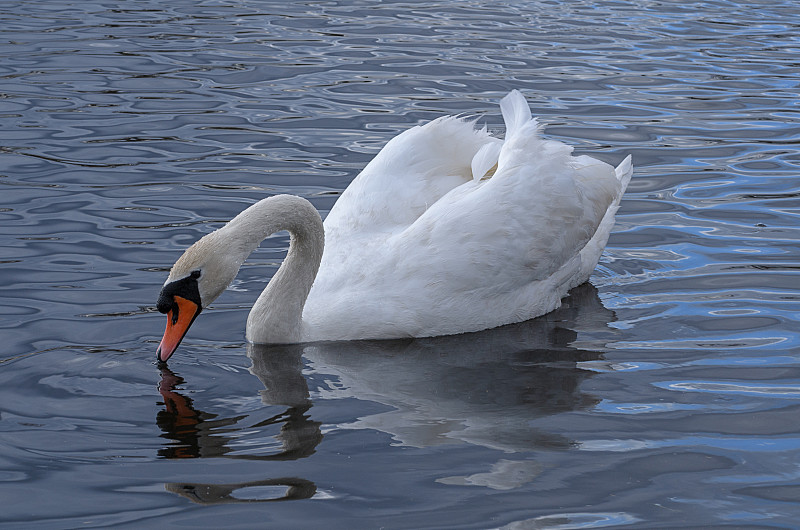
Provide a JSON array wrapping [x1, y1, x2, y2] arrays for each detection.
[[156, 90, 632, 362]]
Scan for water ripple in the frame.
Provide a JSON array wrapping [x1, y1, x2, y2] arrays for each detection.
[[1, 0, 800, 527]]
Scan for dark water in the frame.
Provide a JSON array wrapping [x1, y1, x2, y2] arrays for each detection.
[[2, 0, 799, 527]]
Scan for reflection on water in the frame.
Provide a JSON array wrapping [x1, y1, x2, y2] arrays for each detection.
[[157, 357, 321, 461], [158, 284, 612, 499], [158, 346, 322, 502], [301, 283, 612, 453], [166, 478, 317, 505], [157, 368, 241, 460]]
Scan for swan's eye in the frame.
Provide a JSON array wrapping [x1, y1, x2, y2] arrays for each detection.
[[190, 270, 201, 279], [170, 300, 180, 324]]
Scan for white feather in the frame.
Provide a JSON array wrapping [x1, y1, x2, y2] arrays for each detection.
[[470, 141, 502, 180], [499, 89, 534, 140], [165, 90, 633, 346], [302, 91, 632, 341]]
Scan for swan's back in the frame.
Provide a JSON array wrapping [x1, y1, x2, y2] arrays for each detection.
[[322, 114, 499, 243], [303, 90, 632, 341]]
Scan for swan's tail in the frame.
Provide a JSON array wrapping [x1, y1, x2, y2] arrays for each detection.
[[571, 154, 633, 288]]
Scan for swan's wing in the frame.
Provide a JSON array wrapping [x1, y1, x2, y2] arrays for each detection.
[[322, 114, 502, 243], [399, 90, 625, 284], [305, 91, 631, 340]]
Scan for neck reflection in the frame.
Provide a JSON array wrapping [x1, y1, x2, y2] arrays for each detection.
[[156, 342, 321, 461]]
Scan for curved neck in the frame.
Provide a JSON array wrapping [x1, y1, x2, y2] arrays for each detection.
[[221, 195, 324, 344]]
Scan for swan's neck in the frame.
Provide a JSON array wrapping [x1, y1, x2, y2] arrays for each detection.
[[221, 195, 324, 344]]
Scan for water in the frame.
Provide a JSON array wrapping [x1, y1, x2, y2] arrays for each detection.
[[1, 0, 799, 527]]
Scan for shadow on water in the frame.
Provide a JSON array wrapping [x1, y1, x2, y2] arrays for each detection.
[[157, 283, 616, 503]]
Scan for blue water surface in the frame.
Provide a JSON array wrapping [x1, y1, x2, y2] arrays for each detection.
[[1, 0, 799, 527]]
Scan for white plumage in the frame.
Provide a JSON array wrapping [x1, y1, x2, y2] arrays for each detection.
[[157, 90, 632, 358], [302, 90, 631, 341]]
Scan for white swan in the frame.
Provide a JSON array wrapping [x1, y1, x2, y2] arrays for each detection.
[[156, 90, 632, 362]]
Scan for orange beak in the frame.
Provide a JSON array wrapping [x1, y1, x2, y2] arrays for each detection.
[[157, 296, 201, 363]]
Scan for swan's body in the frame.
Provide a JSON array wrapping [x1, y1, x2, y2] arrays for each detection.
[[156, 90, 632, 361]]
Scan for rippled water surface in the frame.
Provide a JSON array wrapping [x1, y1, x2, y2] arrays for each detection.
[[2, 0, 799, 527]]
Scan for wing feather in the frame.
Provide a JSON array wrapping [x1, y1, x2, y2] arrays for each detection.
[[304, 92, 631, 340]]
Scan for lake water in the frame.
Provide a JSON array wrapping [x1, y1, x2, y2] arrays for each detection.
[[1, 0, 799, 527]]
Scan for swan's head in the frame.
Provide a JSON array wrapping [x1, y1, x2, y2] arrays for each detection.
[[156, 230, 242, 362]]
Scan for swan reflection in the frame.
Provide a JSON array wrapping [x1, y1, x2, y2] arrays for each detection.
[[157, 350, 321, 461], [158, 283, 615, 500], [158, 347, 322, 503], [297, 283, 614, 452]]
